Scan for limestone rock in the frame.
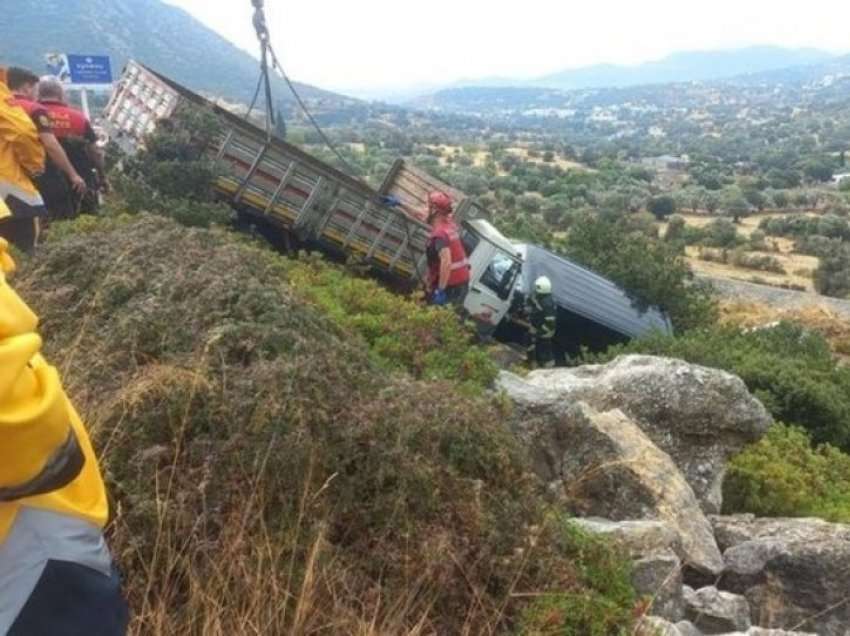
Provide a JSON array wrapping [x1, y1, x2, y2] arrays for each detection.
[[634, 550, 686, 622], [570, 518, 682, 558], [637, 616, 686, 636], [712, 515, 850, 636], [684, 585, 751, 633], [676, 621, 704, 636], [498, 355, 772, 513], [514, 401, 725, 574]]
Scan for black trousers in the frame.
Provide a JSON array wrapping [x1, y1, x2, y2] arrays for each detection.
[[444, 282, 469, 308], [0, 216, 38, 254], [9, 560, 129, 636]]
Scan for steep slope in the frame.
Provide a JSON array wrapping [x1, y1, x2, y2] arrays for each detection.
[[14, 214, 638, 634], [0, 0, 346, 105]]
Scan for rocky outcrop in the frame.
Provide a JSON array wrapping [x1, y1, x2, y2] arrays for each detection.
[[684, 586, 751, 634], [498, 356, 772, 513], [712, 515, 850, 636], [515, 401, 725, 574]]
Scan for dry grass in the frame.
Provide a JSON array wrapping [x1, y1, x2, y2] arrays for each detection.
[[685, 246, 819, 291], [720, 300, 850, 357]]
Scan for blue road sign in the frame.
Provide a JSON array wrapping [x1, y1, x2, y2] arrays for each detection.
[[66, 55, 113, 85]]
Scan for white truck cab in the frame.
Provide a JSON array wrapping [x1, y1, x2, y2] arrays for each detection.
[[461, 219, 523, 332]]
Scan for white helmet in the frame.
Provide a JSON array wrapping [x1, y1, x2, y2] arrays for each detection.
[[534, 276, 552, 295]]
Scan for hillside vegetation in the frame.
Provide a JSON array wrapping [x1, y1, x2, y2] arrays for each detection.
[[17, 215, 637, 635]]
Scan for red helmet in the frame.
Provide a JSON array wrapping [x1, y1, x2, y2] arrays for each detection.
[[428, 191, 453, 215]]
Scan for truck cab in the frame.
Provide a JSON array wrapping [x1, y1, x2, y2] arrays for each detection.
[[461, 219, 523, 333]]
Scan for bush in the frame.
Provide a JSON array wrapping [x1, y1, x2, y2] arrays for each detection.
[[589, 323, 850, 451], [725, 424, 850, 523], [519, 522, 637, 635], [702, 218, 742, 248], [286, 254, 497, 394], [815, 250, 850, 299], [109, 104, 234, 228]]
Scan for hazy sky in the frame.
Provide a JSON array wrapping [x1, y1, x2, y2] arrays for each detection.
[[165, 0, 849, 94]]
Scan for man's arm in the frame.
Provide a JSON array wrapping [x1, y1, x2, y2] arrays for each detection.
[[438, 247, 452, 291], [85, 142, 108, 191], [0, 241, 85, 500], [0, 101, 45, 176], [39, 133, 86, 194]]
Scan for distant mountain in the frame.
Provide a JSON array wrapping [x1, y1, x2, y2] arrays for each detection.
[[403, 46, 838, 106], [532, 46, 835, 90], [0, 0, 349, 106]]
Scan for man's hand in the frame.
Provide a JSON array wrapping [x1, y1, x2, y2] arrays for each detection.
[[431, 289, 448, 306], [69, 173, 87, 195]]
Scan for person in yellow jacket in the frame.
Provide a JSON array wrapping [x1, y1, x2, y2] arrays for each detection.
[[0, 238, 128, 634], [0, 66, 47, 253]]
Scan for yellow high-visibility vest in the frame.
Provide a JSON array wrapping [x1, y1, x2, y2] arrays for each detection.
[[0, 239, 108, 543]]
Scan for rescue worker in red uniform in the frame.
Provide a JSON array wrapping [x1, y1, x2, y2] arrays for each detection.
[[5, 68, 87, 221], [425, 191, 470, 307], [38, 76, 108, 216]]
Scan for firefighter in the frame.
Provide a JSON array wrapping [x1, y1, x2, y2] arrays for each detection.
[[0, 237, 129, 634], [425, 191, 470, 307], [0, 67, 48, 253], [38, 76, 108, 215], [526, 275, 557, 368], [5, 67, 87, 221]]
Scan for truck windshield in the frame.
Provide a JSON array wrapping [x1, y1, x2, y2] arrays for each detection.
[[481, 253, 519, 300]]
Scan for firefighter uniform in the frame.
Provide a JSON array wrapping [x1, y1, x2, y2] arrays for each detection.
[[40, 99, 100, 217], [526, 292, 557, 368], [426, 216, 471, 307], [0, 80, 47, 252], [0, 239, 128, 633]]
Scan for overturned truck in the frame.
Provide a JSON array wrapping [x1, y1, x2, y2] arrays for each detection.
[[103, 61, 672, 355]]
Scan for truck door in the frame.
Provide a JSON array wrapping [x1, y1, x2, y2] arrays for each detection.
[[464, 246, 521, 332]]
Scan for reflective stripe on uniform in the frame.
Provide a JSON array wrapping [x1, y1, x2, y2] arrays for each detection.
[[0, 507, 113, 633], [0, 182, 44, 208], [0, 430, 85, 503]]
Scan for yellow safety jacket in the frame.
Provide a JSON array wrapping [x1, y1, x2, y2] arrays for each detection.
[[0, 238, 108, 544], [0, 79, 46, 212]]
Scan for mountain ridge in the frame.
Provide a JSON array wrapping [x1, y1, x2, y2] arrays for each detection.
[[0, 0, 349, 106]]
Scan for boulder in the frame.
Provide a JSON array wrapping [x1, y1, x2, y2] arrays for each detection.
[[637, 616, 686, 636], [570, 518, 682, 558], [712, 515, 850, 636], [676, 622, 704, 636], [684, 585, 751, 633], [513, 401, 724, 575], [634, 550, 686, 622], [498, 355, 772, 513], [717, 630, 818, 636]]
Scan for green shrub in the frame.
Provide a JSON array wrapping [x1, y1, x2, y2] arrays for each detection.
[[109, 104, 234, 229], [286, 254, 498, 393], [725, 424, 850, 523], [702, 218, 743, 248], [589, 323, 850, 451], [519, 521, 637, 636]]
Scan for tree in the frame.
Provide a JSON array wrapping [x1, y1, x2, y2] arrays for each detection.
[[743, 188, 768, 212], [518, 194, 542, 214], [720, 186, 751, 223], [564, 213, 717, 331], [648, 195, 677, 220], [803, 158, 836, 183]]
